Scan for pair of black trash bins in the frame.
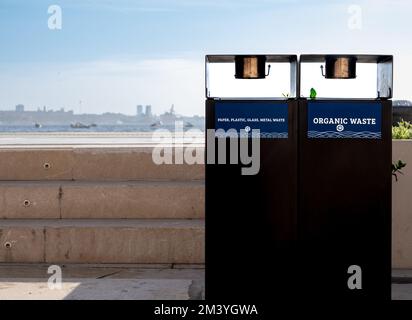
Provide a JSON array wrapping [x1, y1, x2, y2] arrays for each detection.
[[205, 54, 393, 301]]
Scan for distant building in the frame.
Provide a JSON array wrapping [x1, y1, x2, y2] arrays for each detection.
[[160, 105, 178, 124], [137, 105, 143, 117], [15, 104, 24, 112], [393, 100, 412, 107], [145, 105, 152, 117], [393, 100, 412, 125]]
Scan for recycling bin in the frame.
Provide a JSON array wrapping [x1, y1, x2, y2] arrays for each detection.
[[298, 54, 393, 300], [205, 55, 298, 300]]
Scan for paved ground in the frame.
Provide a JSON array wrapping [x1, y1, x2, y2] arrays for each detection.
[[0, 264, 205, 300], [392, 269, 412, 300], [1, 264, 412, 300]]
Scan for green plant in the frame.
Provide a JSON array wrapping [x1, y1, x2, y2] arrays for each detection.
[[392, 119, 412, 139], [392, 160, 407, 181], [310, 88, 317, 100]]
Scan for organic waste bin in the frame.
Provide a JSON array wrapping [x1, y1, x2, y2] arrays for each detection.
[[298, 54, 393, 300]]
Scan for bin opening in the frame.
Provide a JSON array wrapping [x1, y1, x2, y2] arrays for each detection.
[[323, 55, 357, 79], [235, 55, 268, 79]]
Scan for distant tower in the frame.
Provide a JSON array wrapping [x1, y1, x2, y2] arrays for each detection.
[[15, 104, 24, 112], [145, 105, 152, 117], [137, 105, 143, 117]]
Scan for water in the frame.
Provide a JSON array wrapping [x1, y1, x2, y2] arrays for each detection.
[[0, 124, 205, 133]]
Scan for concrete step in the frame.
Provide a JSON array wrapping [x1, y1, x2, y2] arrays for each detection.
[[0, 147, 204, 181], [0, 181, 204, 219], [0, 263, 205, 279], [0, 219, 204, 264]]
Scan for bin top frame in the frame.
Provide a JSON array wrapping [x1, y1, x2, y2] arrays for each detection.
[[205, 54, 298, 100], [206, 54, 297, 63], [300, 54, 392, 64], [300, 54, 393, 99]]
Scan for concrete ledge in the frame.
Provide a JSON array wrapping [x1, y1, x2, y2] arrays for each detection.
[[0, 182, 60, 219], [0, 147, 205, 181], [0, 219, 205, 264], [0, 225, 45, 263], [0, 149, 75, 180], [0, 132, 204, 147], [61, 181, 204, 219], [72, 148, 204, 181], [0, 181, 204, 219]]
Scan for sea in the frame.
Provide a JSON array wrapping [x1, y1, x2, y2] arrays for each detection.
[[0, 124, 205, 133]]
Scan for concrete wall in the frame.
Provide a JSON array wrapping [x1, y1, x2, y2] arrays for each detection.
[[393, 140, 412, 268], [0, 146, 205, 264], [0, 141, 411, 267]]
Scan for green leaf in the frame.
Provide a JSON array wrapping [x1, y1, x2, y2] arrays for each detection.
[[310, 88, 317, 100], [392, 160, 407, 181]]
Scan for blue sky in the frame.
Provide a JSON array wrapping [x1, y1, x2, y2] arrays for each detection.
[[0, 0, 411, 115]]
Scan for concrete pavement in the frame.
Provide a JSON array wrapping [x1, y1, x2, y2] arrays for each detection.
[[0, 263, 205, 300], [2, 264, 412, 300], [392, 269, 412, 300]]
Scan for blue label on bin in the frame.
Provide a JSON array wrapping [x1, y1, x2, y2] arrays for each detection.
[[307, 101, 382, 139], [215, 101, 288, 138]]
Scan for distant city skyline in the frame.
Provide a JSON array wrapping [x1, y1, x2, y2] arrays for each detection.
[[0, 102, 198, 117], [0, 101, 205, 128], [0, 0, 412, 115]]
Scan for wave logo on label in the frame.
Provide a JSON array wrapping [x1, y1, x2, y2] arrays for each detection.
[[336, 124, 344, 132]]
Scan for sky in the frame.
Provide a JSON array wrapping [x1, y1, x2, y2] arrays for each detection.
[[0, 0, 411, 116]]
